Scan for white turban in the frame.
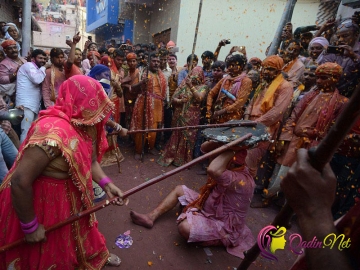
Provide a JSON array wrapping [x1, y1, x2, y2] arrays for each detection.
[[309, 37, 329, 49]]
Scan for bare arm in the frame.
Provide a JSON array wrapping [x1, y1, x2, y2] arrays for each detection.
[[281, 149, 353, 270], [66, 32, 81, 70], [207, 149, 234, 179], [91, 147, 126, 205], [213, 39, 227, 62]]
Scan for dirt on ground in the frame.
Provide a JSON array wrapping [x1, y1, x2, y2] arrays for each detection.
[[98, 142, 300, 270]]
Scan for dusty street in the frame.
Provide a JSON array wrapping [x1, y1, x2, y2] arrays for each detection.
[[98, 142, 300, 270]]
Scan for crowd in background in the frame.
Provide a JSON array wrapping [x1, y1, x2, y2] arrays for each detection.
[[1, 9, 360, 228]]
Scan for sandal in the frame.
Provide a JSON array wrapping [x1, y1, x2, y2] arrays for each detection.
[[106, 253, 121, 267]]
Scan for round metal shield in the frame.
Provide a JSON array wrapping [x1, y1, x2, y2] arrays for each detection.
[[202, 120, 270, 147]]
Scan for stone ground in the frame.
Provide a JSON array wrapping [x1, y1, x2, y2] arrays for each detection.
[[98, 142, 300, 270]]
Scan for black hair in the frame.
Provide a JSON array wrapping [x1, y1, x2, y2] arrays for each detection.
[[98, 47, 107, 55], [32, 49, 47, 58], [211, 61, 225, 71], [201, 50, 214, 59], [135, 43, 142, 47], [168, 53, 177, 60], [50, 48, 64, 58], [301, 32, 313, 38], [136, 49, 145, 55], [149, 52, 159, 59], [225, 54, 247, 68], [150, 44, 157, 51], [141, 44, 149, 49], [245, 63, 253, 71], [158, 48, 169, 57], [113, 49, 125, 58], [87, 42, 97, 49], [75, 48, 82, 53], [287, 39, 301, 47], [187, 54, 198, 64]]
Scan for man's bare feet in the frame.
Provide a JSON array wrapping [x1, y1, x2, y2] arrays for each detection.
[[134, 154, 141, 160], [130, 210, 154, 228]]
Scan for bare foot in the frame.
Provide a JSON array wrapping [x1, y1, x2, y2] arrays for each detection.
[[149, 148, 159, 156], [130, 210, 154, 228], [134, 154, 141, 160]]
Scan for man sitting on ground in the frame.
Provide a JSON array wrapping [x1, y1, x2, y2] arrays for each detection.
[[130, 141, 255, 258]]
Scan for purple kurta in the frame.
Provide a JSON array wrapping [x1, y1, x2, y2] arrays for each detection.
[[177, 168, 255, 258]]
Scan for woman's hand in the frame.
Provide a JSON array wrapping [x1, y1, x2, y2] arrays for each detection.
[[25, 224, 46, 243], [104, 183, 129, 206]]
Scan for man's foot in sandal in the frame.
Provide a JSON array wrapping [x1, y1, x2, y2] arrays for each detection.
[[106, 253, 121, 267]]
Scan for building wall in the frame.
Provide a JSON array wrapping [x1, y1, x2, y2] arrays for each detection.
[[149, 0, 181, 43], [0, 1, 16, 23], [175, 0, 320, 65], [133, 4, 152, 44]]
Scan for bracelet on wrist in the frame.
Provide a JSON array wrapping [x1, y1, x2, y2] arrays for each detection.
[[20, 216, 39, 234], [99, 176, 113, 190]]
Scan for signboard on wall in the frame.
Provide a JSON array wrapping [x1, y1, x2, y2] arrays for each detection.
[[86, 0, 119, 32]]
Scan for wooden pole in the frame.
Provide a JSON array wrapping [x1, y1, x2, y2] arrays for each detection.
[[238, 83, 360, 270], [0, 134, 253, 254], [267, 0, 297, 56], [140, 50, 151, 162], [127, 121, 257, 135]]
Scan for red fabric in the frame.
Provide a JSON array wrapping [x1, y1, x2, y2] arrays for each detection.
[[100, 55, 119, 74], [0, 176, 109, 269], [1, 39, 17, 49], [0, 75, 114, 268]]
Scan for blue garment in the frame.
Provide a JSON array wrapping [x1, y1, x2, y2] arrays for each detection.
[[177, 69, 188, 86], [88, 64, 110, 80], [0, 129, 18, 184]]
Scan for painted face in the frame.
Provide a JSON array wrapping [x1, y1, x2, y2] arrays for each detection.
[[226, 61, 243, 77], [89, 43, 98, 51], [336, 28, 357, 47], [316, 73, 338, 91], [74, 49, 82, 64], [114, 55, 124, 69], [34, 54, 47, 67], [51, 54, 64, 68], [127, 58, 137, 69], [159, 56, 167, 69], [149, 57, 160, 72], [167, 56, 177, 68], [303, 70, 316, 87], [202, 56, 212, 67], [7, 26, 19, 40], [309, 42, 324, 60], [262, 66, 279, 82], [284, 42, 301, 62], [211, 67, 223, 81], [4, 45, 18, 59]]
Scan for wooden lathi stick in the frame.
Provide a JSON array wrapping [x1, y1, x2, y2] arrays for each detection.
[[238, 83, 360, 270], [0, 133, 253, 254], [127, 121, 257, 135]]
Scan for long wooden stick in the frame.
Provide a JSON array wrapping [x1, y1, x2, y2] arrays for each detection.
[[127, 121, 257, 135], [0, 134, 253, 254], [238, 83, 360, 270]]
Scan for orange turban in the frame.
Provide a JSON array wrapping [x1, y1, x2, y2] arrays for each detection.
[[126, 52, 137, 61], [166, 40, 176, 49], [262, 55, 284, 71], [87, 51, 101, 60], [1, 39, 17, 49], [249, 57, 262, 65], [315, 62, 343, 78]]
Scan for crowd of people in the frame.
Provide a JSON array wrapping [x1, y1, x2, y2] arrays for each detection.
[[0, 9, 360, 269]]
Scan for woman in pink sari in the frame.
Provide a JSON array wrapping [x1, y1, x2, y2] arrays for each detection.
[[158, 66, 208, 167], [0, 76, 124, 268]]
